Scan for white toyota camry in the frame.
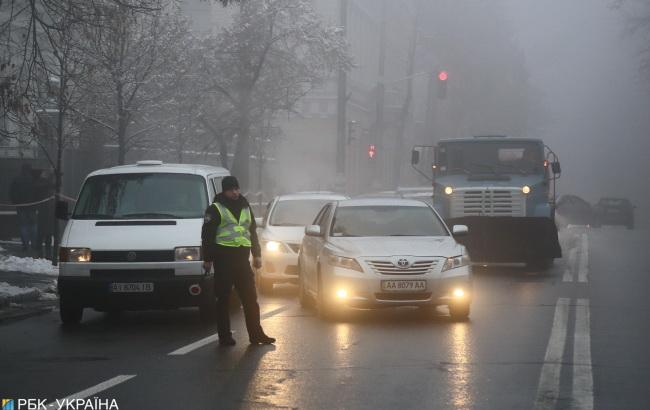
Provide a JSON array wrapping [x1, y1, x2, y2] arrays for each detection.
[[298, 198, 472, 320]]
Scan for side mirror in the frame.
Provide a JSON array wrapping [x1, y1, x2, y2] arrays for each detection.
[[305, 225, 322, 237], [55, 200, 69, 220], [551, 161, 561, 174], [411, 149, 420, 165], [452, 225, 469, 237]]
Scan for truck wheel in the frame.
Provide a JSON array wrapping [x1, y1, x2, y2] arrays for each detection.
[[448, 302, 470, 321], [60, 296, 83, 325]]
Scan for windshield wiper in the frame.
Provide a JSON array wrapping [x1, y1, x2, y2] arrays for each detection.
[[73, 213, 114, 220], [493, 162, 528, 175], [119, 212, 178, 219]]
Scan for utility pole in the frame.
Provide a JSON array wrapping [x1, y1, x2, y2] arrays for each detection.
[[336, 0, 348, 175], [375, 0, 387, 156]]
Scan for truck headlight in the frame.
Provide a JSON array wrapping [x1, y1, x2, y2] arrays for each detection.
[[522, 185, 531, 194], [175, 247, 201, 261], [59, 247, 91, 263], [328, 255, 363, 272], [444, 186, 454, 195], [442, 255, 469, 272]]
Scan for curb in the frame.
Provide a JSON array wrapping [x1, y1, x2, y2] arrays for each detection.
[[0, 300, 57, 324]]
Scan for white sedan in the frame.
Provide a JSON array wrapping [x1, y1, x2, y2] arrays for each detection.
[[298, 198, 472, 320]]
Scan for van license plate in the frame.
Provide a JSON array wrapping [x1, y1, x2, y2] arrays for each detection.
[[110, 283, 154, 293], [381, 280, 427, 292]]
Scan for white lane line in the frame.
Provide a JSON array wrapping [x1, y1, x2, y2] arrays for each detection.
[[534, 298, 571, 410], [168, 305, 289, 355], [572, 299, 593, 410], [563, 269, 574, 283], [46, 375, 136, 409], [578, 234, 589, 283]]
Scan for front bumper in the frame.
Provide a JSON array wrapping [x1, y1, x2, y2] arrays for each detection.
[[321, 264, 472, 308], [259, 250, 300, 283], [58, 261, 212, 310]]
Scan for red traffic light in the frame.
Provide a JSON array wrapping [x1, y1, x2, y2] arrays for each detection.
[[368, 144, 376, 159], [437, 70, 448, 82]]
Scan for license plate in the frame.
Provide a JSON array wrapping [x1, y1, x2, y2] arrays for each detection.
[[110, 282, 154, 293], [381, 280, 427, 292]]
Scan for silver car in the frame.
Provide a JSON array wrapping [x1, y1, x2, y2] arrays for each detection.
[[298, 198, 472, 320]]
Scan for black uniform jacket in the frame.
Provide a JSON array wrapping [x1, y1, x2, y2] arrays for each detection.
[[201, 193, 261, 263]]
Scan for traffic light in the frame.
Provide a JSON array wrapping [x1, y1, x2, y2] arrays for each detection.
[[368, 144, 376, 159], [437, 70, 448, 99]]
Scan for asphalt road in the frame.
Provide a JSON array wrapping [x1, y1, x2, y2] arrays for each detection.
[[1, 226, 648, 409]]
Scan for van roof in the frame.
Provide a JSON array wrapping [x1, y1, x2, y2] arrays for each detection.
[[87, 161, 230, 178]]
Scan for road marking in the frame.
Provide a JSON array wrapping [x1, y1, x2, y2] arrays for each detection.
[[572, 299, 593, 410], [563, 268, 574, 282], [46, 375, 136, 409], [534, 298, 570, 410], [168, 305, 289, 355], [578, 234, 589, 283]]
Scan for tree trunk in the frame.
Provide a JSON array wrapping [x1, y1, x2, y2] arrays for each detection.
[[232, 112, 251, 190]]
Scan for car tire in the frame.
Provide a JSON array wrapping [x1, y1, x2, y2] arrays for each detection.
[[298, 269, 313, 308], [257, 275, 274, 295], [60, 296, 83, 325], [316, 275, 339, 321], [448, 302, 470, 321]]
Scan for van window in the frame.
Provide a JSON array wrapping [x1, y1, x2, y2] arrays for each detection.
[[73, 173, 208, 219]]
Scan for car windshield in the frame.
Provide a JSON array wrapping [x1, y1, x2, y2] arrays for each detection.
[[330, 205, 448, 237], [440, 141, 545, 176], [73, 173, 208, 219], [270, 199, 335, 226]]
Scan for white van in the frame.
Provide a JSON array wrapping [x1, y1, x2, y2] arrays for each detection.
[[56, 161, 229, 324]]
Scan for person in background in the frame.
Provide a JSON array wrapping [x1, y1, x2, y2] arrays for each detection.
[[10, 163, 37, 252], [33, 169, 55, 258], [201, 176, 275, 346]]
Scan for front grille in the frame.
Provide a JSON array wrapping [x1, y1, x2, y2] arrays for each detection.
[[375, 292, 432, 301], [286, 243, 301, 253], [450, 188, 526, 218], [367, 260, 438, 275], [90, 269, 175, 280], [91, 250, 175, 263]]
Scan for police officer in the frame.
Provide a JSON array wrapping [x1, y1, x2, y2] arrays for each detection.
[[201, 176, 275, 346]]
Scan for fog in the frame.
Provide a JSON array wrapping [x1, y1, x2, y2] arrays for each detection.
[[504, 0, 650, 219]]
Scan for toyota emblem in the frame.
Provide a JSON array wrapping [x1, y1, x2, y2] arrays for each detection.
[[397, 258, 410, 268], [127, 251, 137, 262]]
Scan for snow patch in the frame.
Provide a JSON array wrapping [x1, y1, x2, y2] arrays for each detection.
[[0, 282, 39, 297], [0, 256, 59, 276]]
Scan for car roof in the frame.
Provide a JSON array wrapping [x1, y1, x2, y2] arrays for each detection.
[[438, 136, 542, 144], [337, 198, 430, 207], [276, 193, 349, 201], [87, 161, 230, 178]]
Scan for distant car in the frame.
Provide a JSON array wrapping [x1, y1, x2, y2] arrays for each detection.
[[594, 197, 635, 229], [298, 198, 472, 321], [555, 194, 594, 228], [256, 192, 349, 293]]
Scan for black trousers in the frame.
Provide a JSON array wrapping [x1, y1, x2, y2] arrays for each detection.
[[213, 249, 264, 340]]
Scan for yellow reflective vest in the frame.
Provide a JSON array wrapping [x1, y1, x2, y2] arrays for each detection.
[[212, 202, 252, 247]]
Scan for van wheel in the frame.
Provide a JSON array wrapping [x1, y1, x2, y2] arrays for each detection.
[[60, 296, 83, 325], [448, 302, 470, 321]]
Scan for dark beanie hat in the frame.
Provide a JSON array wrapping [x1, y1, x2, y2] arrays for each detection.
[[222, 176, 240, 191]]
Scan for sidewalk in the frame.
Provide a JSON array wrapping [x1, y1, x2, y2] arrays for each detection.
[[0, 241, 58, 322]]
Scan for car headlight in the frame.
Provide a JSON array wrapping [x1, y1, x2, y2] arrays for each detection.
[[175, 247, 201, 261], [522, 185, 531, 194], [442, 255, 470, 272], [264, 240, 288, 253], [59, 247, 91, 263], [328, 254, 363, 272], [444, 186, 454, 195]]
